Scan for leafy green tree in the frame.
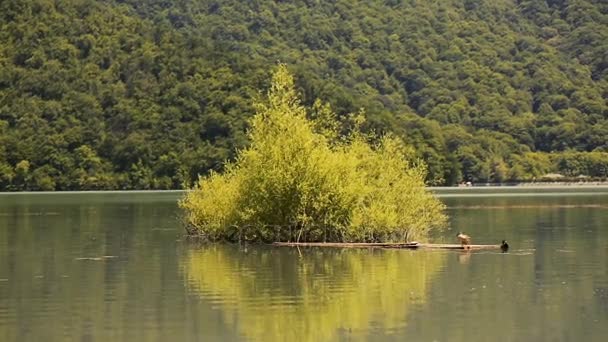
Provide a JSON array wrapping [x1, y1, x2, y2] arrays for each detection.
[[180, 65, 446, 242]]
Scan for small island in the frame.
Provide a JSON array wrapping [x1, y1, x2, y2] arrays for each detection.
[[180, 65, 447, 243]]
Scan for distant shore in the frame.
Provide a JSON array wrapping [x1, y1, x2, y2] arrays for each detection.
[[435, 182, 608, 189], [1, 183, 608, 194], [0, 190, 186, 195]]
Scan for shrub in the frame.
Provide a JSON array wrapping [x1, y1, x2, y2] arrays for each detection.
[[180, 65, 446, 242]]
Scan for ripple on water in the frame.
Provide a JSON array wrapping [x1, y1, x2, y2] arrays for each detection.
[[2, 191, 608, 341]]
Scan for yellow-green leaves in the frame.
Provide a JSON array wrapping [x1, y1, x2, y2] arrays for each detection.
[[180, 65, 446, 242]]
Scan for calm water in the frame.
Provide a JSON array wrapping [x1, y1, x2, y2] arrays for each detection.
[[1, 188, 607, 341]]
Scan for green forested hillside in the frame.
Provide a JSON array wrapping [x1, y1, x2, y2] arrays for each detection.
[[0, 0, 606, 190]]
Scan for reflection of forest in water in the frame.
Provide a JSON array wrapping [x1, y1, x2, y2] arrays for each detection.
[[1, 192, 607, 341], [411, 194, 608, 342], [181, 245, 445, 342], [0, 193, 189, 341]]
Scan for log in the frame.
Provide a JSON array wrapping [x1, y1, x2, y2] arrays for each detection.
[[399, 243, 501, 250], [271, 242, 419, 248], [271, 242, 501, 250]]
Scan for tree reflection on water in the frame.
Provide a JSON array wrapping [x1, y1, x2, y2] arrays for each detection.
[[181, 245, 445, 342]]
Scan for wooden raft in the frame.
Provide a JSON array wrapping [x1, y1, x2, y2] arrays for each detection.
[[272, 241, 501, 250]]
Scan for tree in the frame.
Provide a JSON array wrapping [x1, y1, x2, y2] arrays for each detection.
[[180, 65, 446, 242]]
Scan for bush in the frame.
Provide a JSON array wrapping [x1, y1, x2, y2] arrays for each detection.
[[180, 65, 446, 242]]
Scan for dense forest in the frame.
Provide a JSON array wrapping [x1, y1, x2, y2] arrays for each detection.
[[0, 0, 606, 190]]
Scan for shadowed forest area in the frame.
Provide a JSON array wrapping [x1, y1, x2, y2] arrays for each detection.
[[0, 0, 606, 190]]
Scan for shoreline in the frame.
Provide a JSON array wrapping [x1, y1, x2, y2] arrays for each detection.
[[0, 189, 186, 195], [432, 183, 608, 190], [1, 183, 608, 194]]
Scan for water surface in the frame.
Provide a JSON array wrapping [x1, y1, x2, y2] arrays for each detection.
[[0, 188, 607, 341]]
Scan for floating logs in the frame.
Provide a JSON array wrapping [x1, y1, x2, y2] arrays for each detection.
[[271, 242, 502, 250]]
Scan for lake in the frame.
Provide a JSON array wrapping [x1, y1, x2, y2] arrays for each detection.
[[1, 188, 607, 341]]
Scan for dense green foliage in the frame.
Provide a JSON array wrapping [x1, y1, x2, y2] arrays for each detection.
[[0, 0, 606, 190], [180, 65, 446, 242]]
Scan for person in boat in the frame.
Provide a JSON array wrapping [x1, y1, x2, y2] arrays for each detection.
[[456, 232, 471, 249], [500, 240, 509, 252]]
